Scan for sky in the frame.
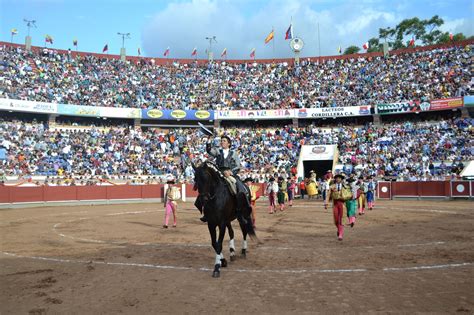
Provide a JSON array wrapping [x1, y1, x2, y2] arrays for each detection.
[[0, 0, 472, 59]]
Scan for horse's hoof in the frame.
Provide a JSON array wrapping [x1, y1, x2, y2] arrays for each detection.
[[212, 271, 220, 278], [241, 249, 247, 258], [221, 258, 228, 268], [230, 255, 236, 262]]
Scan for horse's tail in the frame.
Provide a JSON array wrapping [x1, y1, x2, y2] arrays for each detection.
[[244, 216, 256, 238], [237, 213, 257, 240]]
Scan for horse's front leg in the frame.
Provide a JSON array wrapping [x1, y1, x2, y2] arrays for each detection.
[[227, 222, 236, 262], [207, 223, 221, 278], [212, 223, 227, 278]]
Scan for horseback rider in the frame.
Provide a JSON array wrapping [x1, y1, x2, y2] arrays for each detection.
[[197, 135, 251, 223]]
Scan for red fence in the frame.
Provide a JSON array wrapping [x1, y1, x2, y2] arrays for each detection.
[[377, 181, 473, 199], [0, 185, 165, 203], [2, 182, 469, 204], [0, 183, 267, 204]]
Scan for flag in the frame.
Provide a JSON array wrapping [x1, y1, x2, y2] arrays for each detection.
[[102, 44, 108, 53], [73, 39, 78, 46], [221, 48, 227, 58], [265, 30, 274, 44], [338, 46, 342, 54], [362, 42, 369, 50], [45, 35, 53, 44], [164, 47, 170, 57], [409, 37, 415, 47], [138, 47, 141, 56], [11, 28, 18, 35], [250, 48, 256, 58], [191, 47, 197, 56], [285, 24, 293, 40], [449, 33, 454, 40]]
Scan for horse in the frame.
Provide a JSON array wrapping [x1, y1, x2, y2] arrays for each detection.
[[192, 161, 256, 278]]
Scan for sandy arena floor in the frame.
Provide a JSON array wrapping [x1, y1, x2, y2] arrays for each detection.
[[1, 199, 473, 314]]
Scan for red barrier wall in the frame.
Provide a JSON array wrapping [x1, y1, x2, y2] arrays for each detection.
[[392, 182, 418, 196], [44, 186, 78, 201], [106, 185, 142, 199], [141, 185, 163, 199], [418, 181, 447, 197], [9, 187, 44, 203], [0, 186, 10, 203], [185, 184, 199, 198], [0, 185, 165, 203], [76, 186, 107, 200], [0, 182, 471, 204]]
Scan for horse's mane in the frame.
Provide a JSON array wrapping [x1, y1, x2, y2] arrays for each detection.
[[202, 161, 226, 181]]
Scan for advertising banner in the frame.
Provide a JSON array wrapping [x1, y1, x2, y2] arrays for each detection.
[[58, 104, 100, 117], [295, 106, 371, 118], [215, 109, 293, 120], [429, 97, 463, 111], [375, 100, 430, 115], [464, 95, 474, 107], [99, 107, 141, 119], [0, 98, 57, 114], [141, 109, 214, 120]]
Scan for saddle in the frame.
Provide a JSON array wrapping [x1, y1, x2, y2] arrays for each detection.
[[203, 161, 237, 196]]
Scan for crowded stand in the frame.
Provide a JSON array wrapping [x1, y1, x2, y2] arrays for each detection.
[[0, 114, 471, 185], [0, 44, 472, 110]]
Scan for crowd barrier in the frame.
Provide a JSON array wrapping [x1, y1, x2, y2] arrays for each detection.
[[0, 183, 266, 204], [377, 181, 474, 199], [0, 182, 471, 204]]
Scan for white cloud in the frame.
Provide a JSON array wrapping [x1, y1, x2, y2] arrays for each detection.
[[336, 10, 396, 36], [140, 0, 471, 59], [440, 18, 473, 35]]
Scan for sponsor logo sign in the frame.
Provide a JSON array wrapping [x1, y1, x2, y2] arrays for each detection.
[[100, 107, 141, 118], [430, 97, 463, 110], [0, 99, 57, 114], [312, 146, 326, 154], [376, 101, 428, 115], [141, 109, 214, 120], [216, 109, 292, 120], [170, 110, 187, 119], [58, 104, 100, 116], [147, 109, 164, 119], [297, 106, 372, 118], [195, 110, 211, 119]]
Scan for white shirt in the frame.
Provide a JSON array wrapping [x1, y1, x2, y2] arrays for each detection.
[[222, 148, 230, 159]]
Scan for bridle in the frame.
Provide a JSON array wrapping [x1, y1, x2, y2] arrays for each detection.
[[195, 167, 217, 205]]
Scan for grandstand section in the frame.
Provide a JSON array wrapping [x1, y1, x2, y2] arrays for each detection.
[[0, 41, 472, 200]]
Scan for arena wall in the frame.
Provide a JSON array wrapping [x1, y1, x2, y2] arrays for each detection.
[[0, 182, 472, 206]]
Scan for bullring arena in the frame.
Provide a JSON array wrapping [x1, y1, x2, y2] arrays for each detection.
[[1, 198, 473, 313]]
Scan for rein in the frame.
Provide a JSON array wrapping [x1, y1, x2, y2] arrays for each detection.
[[196, 165, 222, 207]]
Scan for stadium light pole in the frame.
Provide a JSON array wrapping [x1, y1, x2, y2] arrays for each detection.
[[23, 19, 36, 51], [117, 32, 130, 62], [205, 36, 217, 62]]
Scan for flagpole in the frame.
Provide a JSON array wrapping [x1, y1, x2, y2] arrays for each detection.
[[318, 23, 321, 58], [11, 34, 13, 43], [272, 26, 275, 60]]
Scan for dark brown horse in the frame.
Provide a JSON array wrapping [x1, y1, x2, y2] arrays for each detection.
[[193, 161, 256, 277]]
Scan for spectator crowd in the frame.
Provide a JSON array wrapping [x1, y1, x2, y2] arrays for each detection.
[[0, 116, 471, 185], [1, 44, 471, 110]]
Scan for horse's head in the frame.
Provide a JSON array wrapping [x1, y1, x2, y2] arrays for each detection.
[[192, 161, 220, 204]]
